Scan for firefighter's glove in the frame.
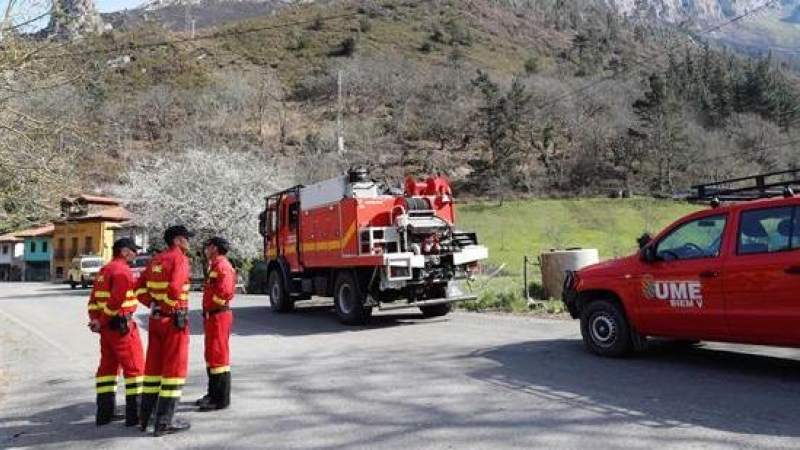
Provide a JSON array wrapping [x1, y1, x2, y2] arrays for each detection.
[[88, 320, 101, 333]]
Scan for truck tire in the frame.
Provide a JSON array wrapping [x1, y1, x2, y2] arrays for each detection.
[[580, 298, 633, 357], [69, 277, 77, 290], [268, 270, 294, 313], [81, 276, 88, 289], [420, 303, 452, 318], [334, 271, 372, 325]]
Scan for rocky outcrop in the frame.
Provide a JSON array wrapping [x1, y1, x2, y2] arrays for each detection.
[[607, 0, 788, 24], [45, 0, 105, 40]]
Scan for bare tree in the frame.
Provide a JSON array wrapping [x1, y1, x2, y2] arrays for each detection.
[[114, 148, 292, 258]]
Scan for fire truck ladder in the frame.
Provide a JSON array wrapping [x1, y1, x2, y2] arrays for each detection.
[[687, 168, 800, 203]]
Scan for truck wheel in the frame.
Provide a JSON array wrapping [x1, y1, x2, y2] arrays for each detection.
[[334, 271, 372, 325], [420, 303, 452, 318], [81, 277, 88, 289], [268, 270, 294, 313], [580, 298, 632, 357], [69, 278, 77, 290]]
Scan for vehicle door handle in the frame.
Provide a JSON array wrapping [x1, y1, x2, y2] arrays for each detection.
[[785, 266, 800, 275], [699, 271, 720, 279]]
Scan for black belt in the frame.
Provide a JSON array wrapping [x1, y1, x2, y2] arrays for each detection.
[[152, 308, 188, 318], [203, 307, 230, 319]]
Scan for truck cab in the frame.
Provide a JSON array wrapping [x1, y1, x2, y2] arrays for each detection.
[[563, 170, 800, 356]]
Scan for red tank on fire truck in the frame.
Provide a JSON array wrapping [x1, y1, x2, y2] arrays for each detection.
[[257, 167, 488, 325]]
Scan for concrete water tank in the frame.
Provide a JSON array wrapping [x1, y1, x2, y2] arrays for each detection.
[[540, 248, 600, 300]]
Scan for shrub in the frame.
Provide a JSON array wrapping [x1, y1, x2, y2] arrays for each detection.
[[524, 56, 540, 74], [359, 18, 372, 33], [310, 15, 326, 31], [248, 260, 270, 294]]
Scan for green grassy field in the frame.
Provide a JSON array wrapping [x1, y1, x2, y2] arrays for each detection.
[[454, 198, 702, 310]]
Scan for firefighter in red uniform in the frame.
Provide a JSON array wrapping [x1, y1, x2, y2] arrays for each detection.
[[195, 236, 236, 411], [87, 238, 144, 427], [136, 225, 193, 436]]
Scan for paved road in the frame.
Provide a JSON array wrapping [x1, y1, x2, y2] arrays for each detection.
[[1, 282, 799, 449]]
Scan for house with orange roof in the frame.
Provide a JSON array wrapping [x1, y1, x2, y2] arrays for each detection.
[[52, 195, 135, 280]]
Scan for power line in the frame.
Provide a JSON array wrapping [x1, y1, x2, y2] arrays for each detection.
[[693, 0, 779, 36]]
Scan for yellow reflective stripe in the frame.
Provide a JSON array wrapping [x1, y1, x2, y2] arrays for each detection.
[[179, 294, 188, 301], [212, 295, 227, 306], [147, 281, 169, 289], [94, 291, 111, 298], [159, 390, 182, 398], [126, 386, 143, 395], [135, 288, 148, 296], [96, 375, 117, 383], [161, 377, 185, 385], [102, 304, 119, 317], [121, 300, 138, 308], [143, 375, 162, 383], [142, 386, 161, 394], [125, 376, 144, 384], [87, 304, 101, 311], [209, 366, 230, 375], [96, 385, 117, 394], [208, 271, 218, 279], [182, 284, 191, 292], [151, 293, 177, 306]]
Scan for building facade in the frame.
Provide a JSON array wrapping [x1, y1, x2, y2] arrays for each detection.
[[52, 195, 133, 280], [0, 233, 25, 281], [15, 224, 54, 281]]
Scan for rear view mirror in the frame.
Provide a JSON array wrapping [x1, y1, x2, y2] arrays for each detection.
[[637, 232, 652, 249], [698, 220, 717, 228], [640, 245, 658, 263]]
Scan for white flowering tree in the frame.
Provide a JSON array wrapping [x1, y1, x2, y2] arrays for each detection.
[[115, 148, 292, 259]]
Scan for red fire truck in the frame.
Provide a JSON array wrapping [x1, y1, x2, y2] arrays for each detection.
[[258, 168, 488, 325], [563, 169, 800, 356]]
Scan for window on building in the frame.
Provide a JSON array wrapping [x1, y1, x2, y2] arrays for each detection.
[[42, 241, 48, 253], [85, 236, 93, 254], [2, 245, 7, 255], [30, 241, 36, 253], [71, 237, 78, 257]]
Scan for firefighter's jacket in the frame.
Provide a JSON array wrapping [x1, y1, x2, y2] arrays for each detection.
[[137, 246, 191, 314], [87, 257, 138, 327], [203, 256, 236, 312]]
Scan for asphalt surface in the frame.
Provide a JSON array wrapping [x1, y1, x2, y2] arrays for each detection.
[[1, 282, 800, 449]]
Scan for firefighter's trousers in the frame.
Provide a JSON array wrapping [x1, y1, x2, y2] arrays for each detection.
[[139, 314, 189, 430], [95, 321, 144, 426], [203, 310, 232, 408]]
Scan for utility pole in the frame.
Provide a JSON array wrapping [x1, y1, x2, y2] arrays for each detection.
[[336, 69, 345, 155]]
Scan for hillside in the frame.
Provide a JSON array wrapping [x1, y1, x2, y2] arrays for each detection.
[[1, 0, 799, 232]]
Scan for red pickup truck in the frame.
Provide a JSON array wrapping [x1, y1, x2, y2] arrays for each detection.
[[563, 170, 800, 356]]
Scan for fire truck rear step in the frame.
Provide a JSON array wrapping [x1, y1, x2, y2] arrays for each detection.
[[378, 295, 476, 311]]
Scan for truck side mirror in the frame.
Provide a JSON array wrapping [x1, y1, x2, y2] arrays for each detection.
[[640, 245, 658, 263], [637, 232, 652, 249]]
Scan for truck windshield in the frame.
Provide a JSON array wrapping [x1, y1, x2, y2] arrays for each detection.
[[81, 260, 103, 268]]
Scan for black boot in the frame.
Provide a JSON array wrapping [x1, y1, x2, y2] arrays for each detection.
[[197, 372, 227, 411], [217, 372, 230, 410], [125, 395, 141, 427], [195, 368, 212, 406], [138, 393, 158, 432], [153, 397, 191, 437], [96, 393, 120, 426]]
